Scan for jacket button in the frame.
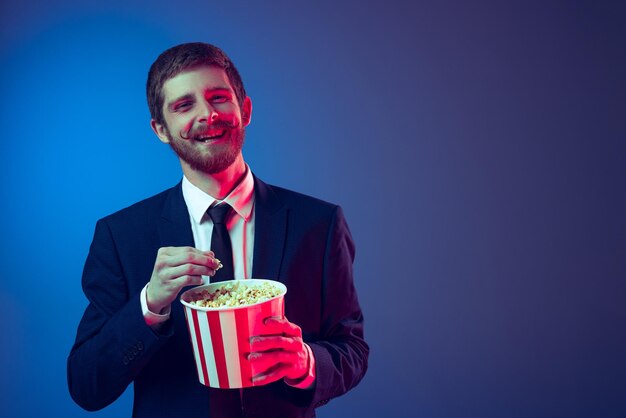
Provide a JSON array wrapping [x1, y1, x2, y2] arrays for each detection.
[[123, 355, 129, 365], [137, 341, 144, 350]]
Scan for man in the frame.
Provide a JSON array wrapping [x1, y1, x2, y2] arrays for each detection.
[[67, 42, 368, 418]]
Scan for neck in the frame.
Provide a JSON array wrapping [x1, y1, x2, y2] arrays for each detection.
[[181, 155, 247, 200]]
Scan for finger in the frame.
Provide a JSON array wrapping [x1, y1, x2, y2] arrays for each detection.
[[157, 246, 201, 257], [249, 350, 309, 382], [248, 350, 301, 367], [163, 263, 217, 280], [250, 363, 288, 385], [158, 250, 221, 270], [261, 317, 302, 337], [169, 274, 205, 288], [201, 250, 222, 268], [249, 336, 303, 353], [171, 250, 220, 269]]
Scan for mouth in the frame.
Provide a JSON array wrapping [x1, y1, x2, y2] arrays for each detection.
[[193, 129, 227, 142]]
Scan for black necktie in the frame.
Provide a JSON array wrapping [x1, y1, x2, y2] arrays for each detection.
[[207, 203, 234, 282]]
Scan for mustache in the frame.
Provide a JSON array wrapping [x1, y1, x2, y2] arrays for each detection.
[[180, 121, 236, 140]]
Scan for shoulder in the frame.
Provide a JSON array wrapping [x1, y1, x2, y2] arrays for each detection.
[[271, 184, 337, 209], [98, 183, 181, 227], [254, 177, 351, 243], [256, 177, 340, 217]]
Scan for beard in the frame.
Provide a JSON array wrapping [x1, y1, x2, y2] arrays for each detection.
[[166, 122, 246, 174]]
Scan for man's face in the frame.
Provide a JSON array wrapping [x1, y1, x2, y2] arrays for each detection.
[[152, 65, 252, 174]]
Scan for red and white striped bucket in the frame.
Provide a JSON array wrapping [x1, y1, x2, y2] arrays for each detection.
[[180, 279, 287, 389]]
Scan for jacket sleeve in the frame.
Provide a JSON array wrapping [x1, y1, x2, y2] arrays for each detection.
[[308, 206, 369, 408], [67, 218, 172, 411]]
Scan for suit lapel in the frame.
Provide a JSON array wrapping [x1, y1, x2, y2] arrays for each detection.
[[252, 175, 288, 282], [157, 182, 195, 248]]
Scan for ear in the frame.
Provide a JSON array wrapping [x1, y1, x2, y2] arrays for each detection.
[[150, 119, 171, 144], [241, 96, 252, 127]]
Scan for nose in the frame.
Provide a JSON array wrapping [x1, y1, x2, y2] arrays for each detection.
[[198, 101, 219, 123]]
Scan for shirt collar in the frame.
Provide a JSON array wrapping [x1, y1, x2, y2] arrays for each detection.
[[182, 165, 255, 224]]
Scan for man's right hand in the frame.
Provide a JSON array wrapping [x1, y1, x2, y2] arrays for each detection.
[[146, 247, 221, 314]]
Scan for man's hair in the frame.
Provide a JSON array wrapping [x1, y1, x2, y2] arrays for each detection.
[[146, 42, 247, 125]]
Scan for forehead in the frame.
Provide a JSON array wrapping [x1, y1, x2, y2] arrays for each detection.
[[161, 65, 235, 101]]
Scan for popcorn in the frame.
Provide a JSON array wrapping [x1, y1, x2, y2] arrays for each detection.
[[188, 281, 282, 308]]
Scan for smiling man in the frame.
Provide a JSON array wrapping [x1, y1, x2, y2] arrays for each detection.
[[67, 42, 368, 418], [154, 65, 249, 177]]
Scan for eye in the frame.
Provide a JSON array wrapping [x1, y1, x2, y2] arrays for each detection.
[[210, 95, 229, 103], [174, 102, 192, 111]]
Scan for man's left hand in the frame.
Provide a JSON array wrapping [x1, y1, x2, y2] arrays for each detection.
[[248, 317, 310, 385]]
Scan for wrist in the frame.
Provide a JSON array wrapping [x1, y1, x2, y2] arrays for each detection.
[[146, 285, 168, 314], [141, 284, 171, 327], [284, 343, 316, 389]]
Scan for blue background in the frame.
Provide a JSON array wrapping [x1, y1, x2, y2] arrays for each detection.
[[1, 1, 625, 417]]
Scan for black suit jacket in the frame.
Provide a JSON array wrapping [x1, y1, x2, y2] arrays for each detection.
[[68, 176, 368, 418]]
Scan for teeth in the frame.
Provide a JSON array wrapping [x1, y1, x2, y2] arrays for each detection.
[[197, 130, 225, 141]]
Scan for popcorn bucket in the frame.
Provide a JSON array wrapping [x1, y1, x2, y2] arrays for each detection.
[[180, 279, 287, 389]]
